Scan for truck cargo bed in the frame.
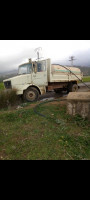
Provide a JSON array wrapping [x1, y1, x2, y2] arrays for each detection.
[[47, 65, 82, 83]]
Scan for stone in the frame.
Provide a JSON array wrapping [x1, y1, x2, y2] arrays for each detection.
[[16, 105, 23, 110], [67, 92, 90, 120]]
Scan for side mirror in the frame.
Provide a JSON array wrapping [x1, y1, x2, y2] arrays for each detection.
[[33, 63, 37, 73]]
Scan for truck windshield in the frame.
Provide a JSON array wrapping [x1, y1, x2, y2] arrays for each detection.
[[18, 64, 32, 75]]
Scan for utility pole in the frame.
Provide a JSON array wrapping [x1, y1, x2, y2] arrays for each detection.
[[69, 56, 76, 67]]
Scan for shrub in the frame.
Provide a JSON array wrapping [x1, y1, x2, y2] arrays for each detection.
[[0, 89, 18, 109]]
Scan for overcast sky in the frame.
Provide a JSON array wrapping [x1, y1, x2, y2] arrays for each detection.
[[0, 40, 90, 72]]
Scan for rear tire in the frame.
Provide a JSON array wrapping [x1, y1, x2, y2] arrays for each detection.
[[67, 83, 78, 93], [23, 87, 39, 102], [72, 84, 78, 92]]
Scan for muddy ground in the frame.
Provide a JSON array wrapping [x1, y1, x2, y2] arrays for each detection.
[[39, 83, 90, 101]]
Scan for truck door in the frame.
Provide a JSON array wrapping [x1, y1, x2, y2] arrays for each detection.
[[32, 60, 48, 86]]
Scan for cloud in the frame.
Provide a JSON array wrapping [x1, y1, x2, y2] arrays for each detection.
[[0, 40, 90, 72], [73, 49, 90, 66], [52, 49, 90, 67], [0, 48, 36, 72]]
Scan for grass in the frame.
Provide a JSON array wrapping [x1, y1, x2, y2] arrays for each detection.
[[83, 76, 90, 82], [0, 101, 90, 160], [0, 82, 4, 90]]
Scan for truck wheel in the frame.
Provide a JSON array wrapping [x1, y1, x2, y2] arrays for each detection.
[[72, 84, 78, 92], [23, 87, 39, 102], [68, 83, 78, 93]]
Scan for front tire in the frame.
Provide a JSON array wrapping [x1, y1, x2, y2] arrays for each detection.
[[23, 87, 39, 102]]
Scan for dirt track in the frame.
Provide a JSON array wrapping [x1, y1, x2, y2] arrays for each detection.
[[78, 82, 90, 92]]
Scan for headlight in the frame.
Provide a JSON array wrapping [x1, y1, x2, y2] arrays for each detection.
[[4, 81, 12, 89]]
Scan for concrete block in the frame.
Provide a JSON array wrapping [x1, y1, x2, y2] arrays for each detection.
[[67, 92, 90, 120]]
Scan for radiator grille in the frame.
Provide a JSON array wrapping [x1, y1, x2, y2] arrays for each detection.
[[4, 81, 12, 89]]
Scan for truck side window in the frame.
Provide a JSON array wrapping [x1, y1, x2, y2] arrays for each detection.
[[37, 61, 46, 72], [37, 63, 42, 72]]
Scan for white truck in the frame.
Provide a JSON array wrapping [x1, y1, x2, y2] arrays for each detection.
[[3, 58, 82, 102]]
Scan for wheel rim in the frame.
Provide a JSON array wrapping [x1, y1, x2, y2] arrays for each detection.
[[26, 91, 36, 101]]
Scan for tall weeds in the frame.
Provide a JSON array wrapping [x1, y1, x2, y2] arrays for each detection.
[[0, 89, 18, 109]]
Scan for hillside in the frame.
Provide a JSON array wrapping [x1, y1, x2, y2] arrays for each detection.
[[78, 66, 90, 76], [0, 69, 18, 82]]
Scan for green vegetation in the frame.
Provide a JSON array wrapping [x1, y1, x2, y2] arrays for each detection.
[[83, 76, 90, 82], [0, 83, 4, 90], [0, 89, 18, 109], [0, 101, 90, 160]]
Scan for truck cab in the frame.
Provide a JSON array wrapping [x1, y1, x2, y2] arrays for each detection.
[[3, 59, 50, 102]]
